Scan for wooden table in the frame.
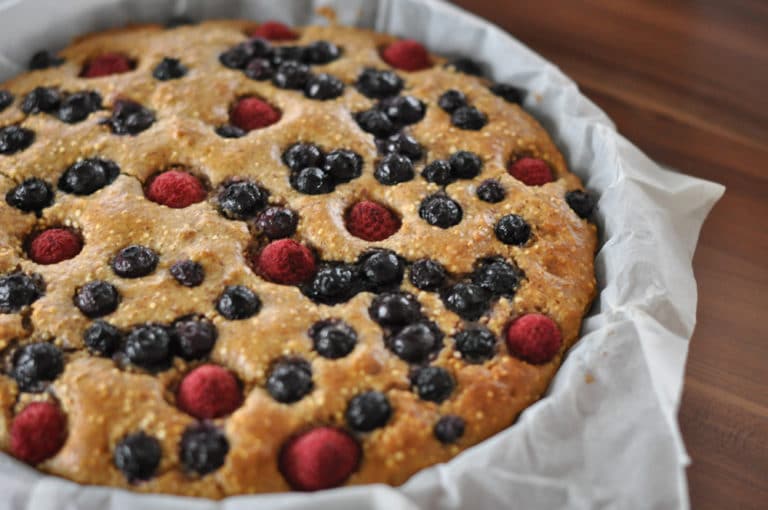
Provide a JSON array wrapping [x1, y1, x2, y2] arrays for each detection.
[[449, 1, 768, 508]]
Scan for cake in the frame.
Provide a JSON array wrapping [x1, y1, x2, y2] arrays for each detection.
[[0, 18, 597, 497]]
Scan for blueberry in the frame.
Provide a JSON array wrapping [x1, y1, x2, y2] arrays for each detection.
[[256, 207, 298, 239], [565, 190, 596, 219], [58, 157, 119, 195], [434, 415, 465, 443], [495, 214, 531, 245], [309, 319, 357, 359], [173, 315, 217, 360], [446, 58, 484, 77], [451, 106, 487, 130], [244, 58, 273, 80], [389, 321, 443, 363], [323, 149, 362, 183], [103, 100, 155, 135], [360, 250, 404, 291], [152, 57, 187, 80], [0, 126, 35, 155], [421, 160, 454, 185], [305, 74, 345, 100], [165, 16, 195, 28], [383, 96, 425, 125], [476, 179, 505, 203], [409, 259, 446, 291], [303, 264, 359, 305], [419, 194, 462, 228], [114, 432, 162, 482], [21, 87, 61, 114], [374, 153, 414, 185], [0, 90, 13, 111], [302, 40, 341, 64], [272, 61, 311, 89], [11, 342, 63, 392], [412, 366, 454, 403], [369, 292, 421, 329], [219, 39, 272, 70], [290, 166, 335, 195], [215, 124, 246, 138], [28, 50, 64, 70], [345, 391, 391, 432], [216, 285, 261, 320], [112, 245, 159, 278], [270, 45, 304, 66], [57, 91, 102, 123], [124, 324, 172, 370], [355, 68, 404, 99], [376, 132, 423, 161], [170, 260, 205, 287], [282, 143, 324, 172], [449, 151, 482, 179], [0, 273, 43, 313], [441, 283, 489, 321], [472, 258, 521, 297], [180, 424, 229, 475], [218, 181, 268, 219], [74, 280, 119, 318], [454, 327, 496, 363], [5, 178, 53, 213], [490, 83, 524, 104], [84, 320, 122, 356], [437, 89, 467, 113], [355, 109, 398, 138], [266, 358, 313, 403]]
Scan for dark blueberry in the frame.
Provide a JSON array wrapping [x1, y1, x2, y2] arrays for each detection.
[[451, 106, 487, 130], [304, 73, 344, 100], [216, 285, 261, 320], [434, 415, 465, 443], [0, 273, 43, 313], [152, 57, 187, 80], [384, 96, 425, 125], [323, 149, 362, 183], [360, 250, 404, 291], [449, 151, 482, 179], [244, 58, 273, 80], [409, 259, 446, 291], [57, 91, 102, 123], [282, 143, 324, 172], [84, 320, 122, 356], [369, 292, 421, 330], [112, 245, 159, 278], [166, 16, 195, 28], [565, 190, 596, 219], [376, 132, 423, 161], [21, 87, 61, 114], [437, 89, 467, 113], [103, 100, 155, 135], [472, 258, 521, 297], [441, 283, 489, 321], [272, 61, 311, 90], [5, 178, 53, 213], [0, 126, 35, 155], [303, 264, 359, 305], [215, 124, 246, 138], [495, 214, 531, 246], [454, 327, 496, 363], [374, 153, 414, 185], [309, 319, 357, 359], [446, 58, 484, 77], [345, 391, 391, 432], [114, 432, 162, 482], [0, 90, 14, 111], [421, 160, 454, 185], [124, 324, 172, 370], [170, 260, 205, 287], [290, 167, 335, 195], [419, 194, 463, 228], [355, 109, 398, 138], [219, 39, 272, 70], [173, 316, 217, 360], [58, 157, 119, 195], [302, 40, 341, 64], [270, 45, 304, 66], [74, 280, 119, 318], [355, 68, 404, 99], [28, 50, 64, 70], [11, 342, 63, 392], [266, 358, 313, 403], [218, 181, 268, 219], [476, 179, 505, 203], [256, 207, 298, 239], [490, 83, 524, 104], [180, 424, 229, 475], [412, 366, 454, 403], [389, 321, 442, 363]]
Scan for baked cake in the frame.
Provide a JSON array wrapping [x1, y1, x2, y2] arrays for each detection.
[[0, 18, 597, 497]]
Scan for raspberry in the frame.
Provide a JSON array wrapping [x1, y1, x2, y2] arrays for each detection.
[[508, 157, 554, 186], [256, 239, 317, 285], [251, 21, 298, 41], [10, 402, 67, 464], [177, 364, 242, 419], [28, 228, 82, 265], [505, 313, 562, 364], [382, 40, 432, 71], [81, 53, 134, 78], [230, 97, 281, 132], [345, 201, 400, 241], [145, 170, 207, 208], [279, 427, 360, 491]]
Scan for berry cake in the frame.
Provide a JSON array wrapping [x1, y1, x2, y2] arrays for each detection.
[[0, 18, 597, 497]]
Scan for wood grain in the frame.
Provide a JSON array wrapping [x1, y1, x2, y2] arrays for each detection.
[[448, 1, 768, 508]]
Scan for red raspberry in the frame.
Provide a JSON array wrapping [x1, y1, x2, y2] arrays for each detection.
[[256, 239, 316, 285], [508, 157, 554, 186], [251, 21, 299, 41], [28, 228, 82, 265], [10, 402, 67, 464], [345, 201, 401, 241], [505, 313, 562, 364], [381, 40, 432, 71], [230, 97, 281, 132], [81, 53, 134, 78], [145, 169, 207, 208], [177, 365, 242, 419], [279, 427, 360, 491]]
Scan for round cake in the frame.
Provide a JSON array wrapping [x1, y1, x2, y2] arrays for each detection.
[[0, 18, 597, 497]]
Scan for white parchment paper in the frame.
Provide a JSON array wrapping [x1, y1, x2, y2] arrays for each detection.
[[0, 1, 725, 508]]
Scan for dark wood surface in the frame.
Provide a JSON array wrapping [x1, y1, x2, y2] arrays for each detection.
[[449, 1, 768, 508]]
